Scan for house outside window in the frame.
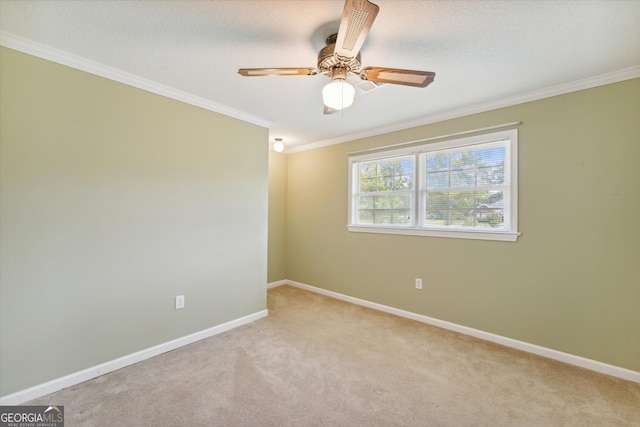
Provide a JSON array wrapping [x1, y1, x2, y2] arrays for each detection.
[[348, 129, 520, 242]]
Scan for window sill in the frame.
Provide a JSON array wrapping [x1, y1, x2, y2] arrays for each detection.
[[347, 225, 521, 242]]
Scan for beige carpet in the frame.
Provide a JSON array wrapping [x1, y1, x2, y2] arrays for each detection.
[[29, 285, 640, 426]]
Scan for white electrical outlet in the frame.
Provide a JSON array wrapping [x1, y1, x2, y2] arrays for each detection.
[[175, 295, 185, 309], [415, 278, 423, 290]]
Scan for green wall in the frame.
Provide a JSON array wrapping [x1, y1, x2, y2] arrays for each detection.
[[283, 78, 640, 372], [0, 47, 269, 396], [268, 151, 288, 283]]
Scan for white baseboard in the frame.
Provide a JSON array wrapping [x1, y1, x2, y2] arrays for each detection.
[[274, 280, 640, 384], [0, 309, 268, 405], [267, 279, 288, 289], [5, 279, 637, 404]]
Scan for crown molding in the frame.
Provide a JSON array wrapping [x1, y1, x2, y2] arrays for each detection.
[[286, 65, 640, 154], [3, 31, 637, 153], [0, 31, 273, 129]]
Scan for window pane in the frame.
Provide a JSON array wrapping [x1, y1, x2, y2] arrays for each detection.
[[358, 155, 414, 194], [450, 210, 474, 227], [419, 142, 508, 230], [360, 177, 378, 192], [474, 190, 504, 227], [425, 210, 445, 224], [377, 162, 392, 177], [424, 190, 505, 228], [427, 171, 448, 189], [476, 190, 504, 206], [475, 209, 504, 227], [400, 158, 414, 175], [377, 176, 393, 191], [358, 209, 374, 224], [450, 169, 475, 187], [375, 210, 393, 224], [450, 151, 475, 170], [374, 195, 391, 209], [357, 208, 413, 225], [393, 174, 413, 190], [476, 146, 505, 166], [393, 209, 412, 224], [392, 195, 412, 209], [426, 192, 449, 210], [356, 193, 412, 226], [360, 163, 377, 174], [426, 152, 449, 172], [358, 196, 374, 209], [372, 208, 412, 224], [449, 191, 475, 209], [477, 166, 504, 186]]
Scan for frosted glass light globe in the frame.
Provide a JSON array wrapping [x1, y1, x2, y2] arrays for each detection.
[[322, 80, 355, 110]]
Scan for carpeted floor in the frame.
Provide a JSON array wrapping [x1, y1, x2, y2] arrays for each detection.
[[29, 285, 640, 426]]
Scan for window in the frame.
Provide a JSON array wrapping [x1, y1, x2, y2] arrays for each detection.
[[348, 129, 519, 241], [354, 155, 414, 226]]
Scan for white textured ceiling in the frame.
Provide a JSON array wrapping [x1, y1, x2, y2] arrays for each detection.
[[1, 0, 639, 152]]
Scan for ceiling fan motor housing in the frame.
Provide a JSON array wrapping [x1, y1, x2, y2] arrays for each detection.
[[238, 0, 436, 108], [318, 33, 361, 76]]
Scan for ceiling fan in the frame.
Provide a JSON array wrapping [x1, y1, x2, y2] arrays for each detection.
[[238, 0, 435, 113]]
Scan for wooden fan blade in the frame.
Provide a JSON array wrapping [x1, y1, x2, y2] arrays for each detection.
[[238, 68, 317, 76], [359, 67, 435, 88], [334, 0, 379, 60]]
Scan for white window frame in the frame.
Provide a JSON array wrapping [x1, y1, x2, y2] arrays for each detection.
[[347, 129, 520, 242]]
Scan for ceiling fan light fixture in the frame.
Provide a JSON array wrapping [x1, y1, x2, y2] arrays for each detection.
[[238, 0, 435, 114], [322, 79, 355, 110]]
